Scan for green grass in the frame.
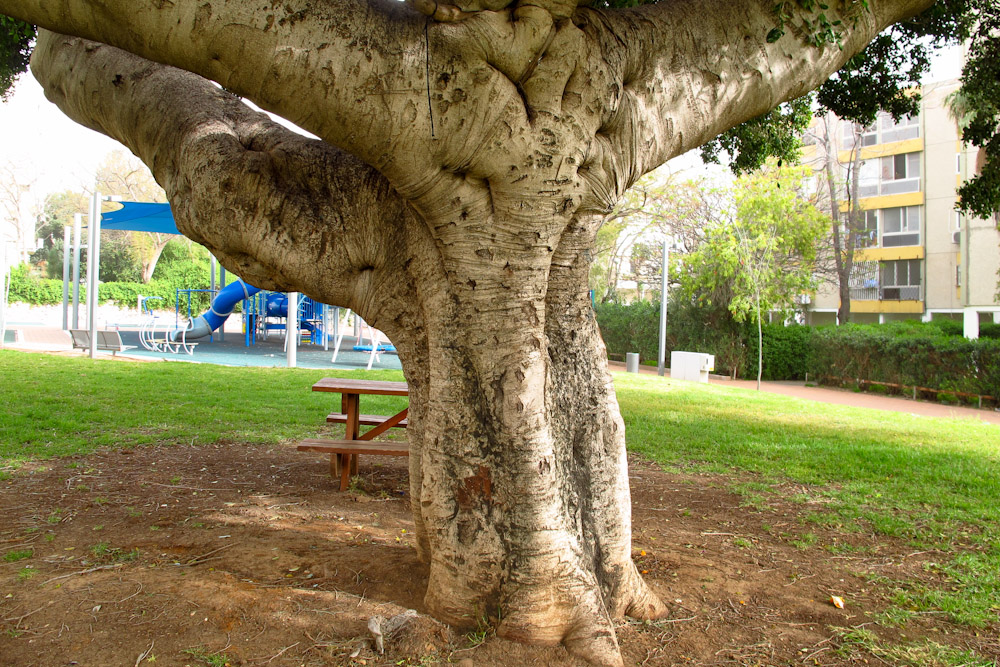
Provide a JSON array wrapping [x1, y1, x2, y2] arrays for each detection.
[[833, 626, 995, 666], [3, 351, 999, 644], [614, 372, 1000, 629], [0, 350, 407, 467], [3, 549, 32, 563], [180, 646, 231, 667]]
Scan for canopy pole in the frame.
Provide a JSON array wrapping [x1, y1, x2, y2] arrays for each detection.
[[657, 239, 669, 377], [286, 292, 298, 368], [0, 236, 9, 349], [72, 213, 82, 329], [61, 225, 71, 330], [87, 190, 102, 359]]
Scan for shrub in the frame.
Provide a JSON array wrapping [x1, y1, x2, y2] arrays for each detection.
[[743, 323, 814, 381], [594, 298, 750, 377], [808, 324, 1000, 400], [6, 262, 213, 311]]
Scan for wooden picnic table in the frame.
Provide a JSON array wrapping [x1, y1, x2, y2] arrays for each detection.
[[297, 378, 409, 491]]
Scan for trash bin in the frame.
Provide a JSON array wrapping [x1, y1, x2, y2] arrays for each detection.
[[625, 352, 640, 373]]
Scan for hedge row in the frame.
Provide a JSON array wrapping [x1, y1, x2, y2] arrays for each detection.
[[6, 264, 213, 311], [810, 324, 1000, 399], [594, 299, 1000, 398], [594, 300, 750, 377]]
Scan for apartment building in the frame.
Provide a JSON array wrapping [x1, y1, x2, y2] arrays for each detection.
[[800, 79, 1000, 337]]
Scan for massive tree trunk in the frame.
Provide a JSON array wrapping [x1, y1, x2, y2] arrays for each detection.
[[6, 0, 937, 663]]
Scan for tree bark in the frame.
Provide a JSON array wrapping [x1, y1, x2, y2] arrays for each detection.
[[11, 0, 941, 661]]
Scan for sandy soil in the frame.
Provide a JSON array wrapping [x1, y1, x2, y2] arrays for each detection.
[[2, 440, 996, 666]]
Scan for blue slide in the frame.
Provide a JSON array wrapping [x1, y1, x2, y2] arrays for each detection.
[[172, 279, 260, 340]]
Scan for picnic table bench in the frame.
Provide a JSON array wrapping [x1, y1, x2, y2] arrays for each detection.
[[298, 378, 409, 491], [69, 329, 137, 356]]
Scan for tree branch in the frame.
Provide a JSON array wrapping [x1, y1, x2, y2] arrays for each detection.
[[575, 0, 936, 197], [30, 30, 426, 330], [2, 0, 444, 178]]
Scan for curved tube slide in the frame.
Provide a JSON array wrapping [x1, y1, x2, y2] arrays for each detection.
[[172, 279, 260, 340]]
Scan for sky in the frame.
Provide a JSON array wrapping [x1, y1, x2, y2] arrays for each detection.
[[0, 42, 966, 231]]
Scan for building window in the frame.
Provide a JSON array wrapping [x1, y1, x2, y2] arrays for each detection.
[[856, 152, 921, 197], [879, 113, 919, 143], [853, 210, 879, 248], [880, 259, 922, 300], [843, 121, 877, 150], [842, 113, 919, 149], [881, 207, 921, 247], [880, 153, 921, 194]]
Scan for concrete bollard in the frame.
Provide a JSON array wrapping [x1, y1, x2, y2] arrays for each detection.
[[626, 352, 640, 373]]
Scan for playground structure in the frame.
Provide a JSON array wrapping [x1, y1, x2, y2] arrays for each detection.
[[331, 316, 396, 370], [57, 198, 397, 367], [168, 279, 333, 349]]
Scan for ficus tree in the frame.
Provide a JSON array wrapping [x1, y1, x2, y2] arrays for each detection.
[[0, 0, 993, 664]]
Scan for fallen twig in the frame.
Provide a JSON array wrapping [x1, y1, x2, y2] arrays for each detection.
[[42, 563, 123, 584], [134, 640, 154, 667]]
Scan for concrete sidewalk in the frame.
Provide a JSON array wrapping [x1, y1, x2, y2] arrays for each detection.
[[608, 361, 1000, 426]]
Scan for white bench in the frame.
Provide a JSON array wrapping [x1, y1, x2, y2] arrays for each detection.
[[69, 329, 137, 356]]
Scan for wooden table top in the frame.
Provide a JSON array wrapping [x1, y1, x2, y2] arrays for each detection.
[[311, 378, 409, 395]]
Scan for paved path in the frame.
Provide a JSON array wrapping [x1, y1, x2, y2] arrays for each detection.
[[608, 361, 1000, 426], [7, 329, 1000, 426]]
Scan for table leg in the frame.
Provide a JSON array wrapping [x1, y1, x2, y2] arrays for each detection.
[[343, 393, 361, 480]]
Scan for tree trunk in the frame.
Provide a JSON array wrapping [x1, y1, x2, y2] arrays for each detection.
[[823, 117, 855, 326], [140, 236, 171, 283], [387, 204, 666, 666]]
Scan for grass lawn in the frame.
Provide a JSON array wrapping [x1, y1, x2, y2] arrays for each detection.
[[0, 350, 407, 467], [3, 350, 999, 659], [615, 371, 1000, 634]]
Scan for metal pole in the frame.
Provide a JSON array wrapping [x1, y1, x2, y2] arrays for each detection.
[[0, 237, 9, 349], [286, 291, 298, 368], [657, 239, 669, 376], [72, 213, 82, 329], [87, 191, 101, 359], [61, 226, 71, 330]]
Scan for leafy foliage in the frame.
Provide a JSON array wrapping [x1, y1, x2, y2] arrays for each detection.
[[744, 323, 814, 381], [0, 16, 33, 101], [701, 97, 813, 175], [809, 323, 1000, 399], [674, 165, 827, 324], [716, 0, 999, 220], [952, 1, 1000, 219]]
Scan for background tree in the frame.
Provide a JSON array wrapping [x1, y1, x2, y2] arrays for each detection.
[[590, 171, 716, 303], [0, 161, 37, 264], [96, 150, 171, 283], [676, 165, 828, 386], [0, 0, 975, 664], [801, 112, 870, 325]]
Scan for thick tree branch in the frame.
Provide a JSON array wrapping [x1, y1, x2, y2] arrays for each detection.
[[30, 30, 426, 334], [2, 0, 447, 177], [572, 0, 936, 204]]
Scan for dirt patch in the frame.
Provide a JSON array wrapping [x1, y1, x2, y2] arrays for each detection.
[[0, 443, 995, 666]]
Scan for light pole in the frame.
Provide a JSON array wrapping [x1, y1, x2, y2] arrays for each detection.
[[657, 238, 669, 377]]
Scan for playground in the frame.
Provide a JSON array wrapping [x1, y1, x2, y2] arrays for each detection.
[[1, 199, 402, 371]]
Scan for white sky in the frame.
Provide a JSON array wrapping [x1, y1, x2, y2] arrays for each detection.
[[0, 42, 966, 213]]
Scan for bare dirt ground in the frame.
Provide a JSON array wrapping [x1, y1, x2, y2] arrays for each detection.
[[1, 442, 997, 667]]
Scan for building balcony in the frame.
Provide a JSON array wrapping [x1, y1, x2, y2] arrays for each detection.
[[850, 285, 922, 301]]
